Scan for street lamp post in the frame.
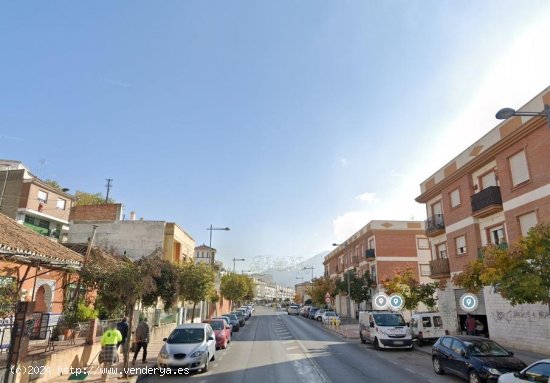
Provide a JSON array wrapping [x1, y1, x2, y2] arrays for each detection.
[[206, 225, 230, 266], [232, 258, 245, 272], [496, 103, 550, 130], [302, 266, 314, 281]]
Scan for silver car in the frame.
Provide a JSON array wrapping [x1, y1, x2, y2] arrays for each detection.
[[157, 323, 216, 373]]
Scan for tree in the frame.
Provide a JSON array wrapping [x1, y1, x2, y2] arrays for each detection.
[[454, 222, 550, 312], [220, 273, 247, 309], [178, 262, 216, 322], [0, 279, 18, 318], [306, 276, 337, 306], [383, 267, 442, 312], [74, 190, 114, 206], [335, 269, 372, 312], [44, 179, 62, 191], [141, 259, 180, 310]]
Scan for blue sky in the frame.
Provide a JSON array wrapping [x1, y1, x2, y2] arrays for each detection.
[[2, 1, 550, 277]]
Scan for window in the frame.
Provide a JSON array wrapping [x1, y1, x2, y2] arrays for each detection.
[[56, 198, 66, 210], [368, 238, 375, 249], [433, 316, 443, 327], [420, 264, 430, 276], [524, 362, 550, 382], [451, 339, 467, 355], [488, 225, 506, 245], [436, 243, 447, 259], [440, 337, 452, 349], [480, 171, 497, 189], [456, 235, 467, 255], [450, 188, 461, 208], [509, 150, 530, 186], [37, 190, 48, 203], [422, 316, 432, 328], [417, 238, 429, 249], [519, 212, 537, 237]]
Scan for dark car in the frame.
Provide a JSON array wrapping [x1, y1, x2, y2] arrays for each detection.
[[222, 314, 240, 332], [308, 307, 319, 319], [230, 311, 246, 327], [432, 336, 527, 383]]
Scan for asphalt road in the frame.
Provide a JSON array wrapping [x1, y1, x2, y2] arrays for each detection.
[[137, 307, 465, 383]]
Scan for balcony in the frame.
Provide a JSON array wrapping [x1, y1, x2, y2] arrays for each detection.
[[471, 186, 503, 218], [425, 214, 445, 237], [477, 242, 508, 259], [429, 258, 450, 278], [365, 249, 375, 259]]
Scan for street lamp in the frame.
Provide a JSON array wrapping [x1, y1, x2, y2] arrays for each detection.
[[496, 103, 550, 130], [302, 266, 314, 281], [232, 258, 245, 272], [206, 225, 230, 266], [333, 242, 352, 323]]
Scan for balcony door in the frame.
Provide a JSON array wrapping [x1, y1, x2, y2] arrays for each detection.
[[480, 170, 497, 190]]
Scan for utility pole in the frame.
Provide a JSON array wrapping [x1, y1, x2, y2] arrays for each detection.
[[105, 178, 113, 203]]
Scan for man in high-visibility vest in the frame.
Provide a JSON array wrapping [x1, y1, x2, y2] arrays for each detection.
[[100, 324, 122, 380]]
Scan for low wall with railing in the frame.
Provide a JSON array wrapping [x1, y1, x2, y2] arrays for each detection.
[[14, 322, 178, 383]]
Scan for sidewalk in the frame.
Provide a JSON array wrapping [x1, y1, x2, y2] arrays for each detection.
[[45, 336, 166, 383]]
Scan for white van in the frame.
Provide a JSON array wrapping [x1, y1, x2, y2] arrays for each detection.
[[358, 311, 413, 350], [409, 312, 446, 345]]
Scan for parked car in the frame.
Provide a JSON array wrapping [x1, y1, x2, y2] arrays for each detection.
[[239, 307, 251, 318], [321, 311, 340, 326], [409, 312, 446, 346], [308, 307, 319, 319], [288, 305, 300, 315], [359, 311, 412, 350], [203, 319, 231, 349], [157, 323, 216, 373], [244, 305, 254, 314], [212, 316, 232, 333], [230, 311, 246, 326], [432, 336, 527, 383], [314, 309, 327, 321], [498, 359, 550, 382], [220, 314, 240, 332], [300, 306, 311, 317]]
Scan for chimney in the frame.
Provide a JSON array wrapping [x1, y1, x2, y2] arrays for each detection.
[[130, 211, 136, 221]]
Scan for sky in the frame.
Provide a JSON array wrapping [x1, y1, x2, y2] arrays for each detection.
[[2, 1, 550, 277]]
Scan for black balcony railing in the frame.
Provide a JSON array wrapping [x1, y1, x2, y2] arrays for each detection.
[[365, 249, 375, 258], [429, 258, 450, 277], [425, 214, 445, 236], [471, 186, 503, 216]]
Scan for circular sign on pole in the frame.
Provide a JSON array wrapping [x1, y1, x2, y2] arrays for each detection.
[[372, 293, 389, 310], [388, 294, 405, 311], [459, 293, 479, 312]]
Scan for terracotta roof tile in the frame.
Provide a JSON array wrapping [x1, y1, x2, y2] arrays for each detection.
[[0, 213, 82, 264]]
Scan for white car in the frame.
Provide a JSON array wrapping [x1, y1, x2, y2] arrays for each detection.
[[287, 305, 300, 315], [314, 309, 327, 321], [498, 359, 550, 382], [157, 323, 216, 373]]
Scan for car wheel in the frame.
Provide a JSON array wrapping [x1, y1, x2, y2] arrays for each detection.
[[432, 357, 444, 375], [360, 332, 366, 344], [468, 370, 481, 383]]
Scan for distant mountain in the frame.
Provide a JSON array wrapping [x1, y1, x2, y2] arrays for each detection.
[[259, 250, 329, 288]]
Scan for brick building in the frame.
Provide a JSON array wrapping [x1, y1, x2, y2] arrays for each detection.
[[323, 220, 433, 319], [415, 86, 550, 353], [0, 160, 74, 243]]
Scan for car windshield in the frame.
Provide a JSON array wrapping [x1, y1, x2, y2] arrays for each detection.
[[465, 340, 510, 356], [207, 321, 224, 330], [373, 313, 406, 326], [228, 314, 238, 320], [167, 328, 204, 344]]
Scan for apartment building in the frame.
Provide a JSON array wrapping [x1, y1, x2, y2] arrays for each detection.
[[0, 160, 74, 243], [67, 206, 195, 264], [415, 87, 550, 353], [194, 244, 216, 266], [324, 220, 433, 319]]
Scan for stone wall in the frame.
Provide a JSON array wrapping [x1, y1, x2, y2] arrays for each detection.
[[484, 287, 550, 354]]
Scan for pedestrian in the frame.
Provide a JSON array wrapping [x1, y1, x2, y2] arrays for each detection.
[[465, 314, 477, 336], [99, 323, 122, 381], [132, 318, 150, 366], [116, 317, 129, 351]]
